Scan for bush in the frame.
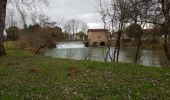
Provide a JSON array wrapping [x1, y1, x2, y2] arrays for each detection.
[[17, 31, 30, 49], [17, 24, 66, 54]]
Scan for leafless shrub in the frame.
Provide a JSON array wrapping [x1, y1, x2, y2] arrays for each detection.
[[17, 31, 30, 50], [18, 24, 65, 54]]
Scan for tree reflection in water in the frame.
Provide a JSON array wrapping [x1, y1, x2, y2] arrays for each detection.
[[45, 42, 170, 67]]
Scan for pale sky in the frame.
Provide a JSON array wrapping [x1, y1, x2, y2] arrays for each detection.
[[45, 0, 103, 28]]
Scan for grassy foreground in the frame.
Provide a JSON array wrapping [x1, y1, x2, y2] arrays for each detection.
[[0, 42, 170, 99]]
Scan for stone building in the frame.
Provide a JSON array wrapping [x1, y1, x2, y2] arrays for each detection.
[[87, 29, 108, 46]]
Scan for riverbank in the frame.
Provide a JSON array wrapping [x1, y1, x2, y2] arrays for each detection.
[[0, 41, 170, 99], [121, 39, 164, 50]]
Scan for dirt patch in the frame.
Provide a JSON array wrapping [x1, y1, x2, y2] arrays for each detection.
[[27, 68, 40, 74], [67, 66, 81, 78]]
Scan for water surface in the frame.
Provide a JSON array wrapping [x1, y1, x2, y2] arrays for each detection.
[[45, 41, 170, 67]]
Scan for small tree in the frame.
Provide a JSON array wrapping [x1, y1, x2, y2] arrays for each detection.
[[99, 0, 129, 62], [29, 28, 58, 54], [125, 0, 152, 63], [18, 24, 65, 54], [127, 23, 143, 63], [76, 31, 85, 40], [6, 26, 19, 41]]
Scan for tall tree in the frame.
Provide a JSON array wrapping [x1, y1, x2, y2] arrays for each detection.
[[145, 0, 170, 60], [64, 19, 88, 40], [99, 0, 112, 62], [126, 0, 152, 63], [112, 0, 129, 62], [159, 0, 170, 60], [99, 0, 129, 62], [0, 0, 7, 56]]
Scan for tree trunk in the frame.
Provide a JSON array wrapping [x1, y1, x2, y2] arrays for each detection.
[[135, 37, 142, 64], [113, 31, 122, 62], [116, 32, 122, 62], [164, 1, 170, 60], [35, 44, 47, 54], [0, 0, 7, 56], [164, 21, 170, 60], [104, 30, 112, 62]]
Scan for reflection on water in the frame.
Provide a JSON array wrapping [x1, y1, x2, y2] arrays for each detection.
[[45, 41, 170, 67]]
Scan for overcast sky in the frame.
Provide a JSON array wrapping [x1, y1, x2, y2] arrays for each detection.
[[46, 0, 103, 28]]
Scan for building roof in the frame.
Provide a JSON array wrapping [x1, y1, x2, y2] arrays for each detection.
[[88, 29, 108, 32]]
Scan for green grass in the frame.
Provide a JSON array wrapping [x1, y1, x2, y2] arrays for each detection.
[[0, 41, 170, 99]]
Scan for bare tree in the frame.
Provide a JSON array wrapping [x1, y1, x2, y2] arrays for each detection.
[[64, 22, 72, 40], [143, 0, 170, 60], [69, 19, 79, 40], [113, 0, 129, 62], [79, 21, 88, 35], [99, 0, 113, 62], [133, 0, 170, 61], [39, 13, 50, 28], [124, 0, 170, 62], [79, 21, 88, 42], [6, 8, 17, 27], [158, 0, 170, 60], [30, 10, 39, 25], [126, 0, 153, 63], [99, 0, 128, 62], [16, 4, 27, 28], [64, 19, 88, 40], [0, 0, 49, 56], [8, 0, 49, 27], [98, 0, 170, 63]]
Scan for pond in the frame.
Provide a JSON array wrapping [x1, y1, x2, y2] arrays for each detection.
[[45, 41, 170, 67]]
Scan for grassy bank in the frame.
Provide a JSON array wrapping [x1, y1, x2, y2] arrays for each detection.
[[0, 42, 170, 99], [121, 40, 164, 50]]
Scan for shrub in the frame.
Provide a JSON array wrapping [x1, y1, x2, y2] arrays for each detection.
[[17, 24, 66, 54], [17, 31, 30, 49]]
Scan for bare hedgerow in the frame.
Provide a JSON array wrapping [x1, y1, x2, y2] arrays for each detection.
[[17, 30, 30, 50], [18, 24, 65, 54]]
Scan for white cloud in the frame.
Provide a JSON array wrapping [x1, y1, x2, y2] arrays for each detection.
[[88, 23, 104, 29], [46, 0, 103, 28]]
